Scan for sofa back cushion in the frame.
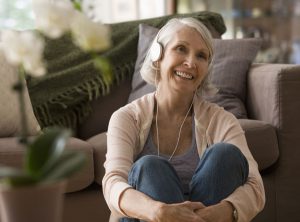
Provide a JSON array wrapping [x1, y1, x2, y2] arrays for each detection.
[[0, 47, 40, 137]]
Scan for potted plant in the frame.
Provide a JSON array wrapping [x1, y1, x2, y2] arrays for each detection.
[[0, 1, 112, 222], [0, 127, 86, 222]]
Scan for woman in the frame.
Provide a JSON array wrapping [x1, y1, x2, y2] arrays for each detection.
[[103, 17, 265, 222]]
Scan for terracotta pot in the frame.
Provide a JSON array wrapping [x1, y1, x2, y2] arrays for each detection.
[[0, 181, 66, 222]]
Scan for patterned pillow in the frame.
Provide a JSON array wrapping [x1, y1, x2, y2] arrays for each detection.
[[127, 24, 262, 118], [0, 48, 40, 137]]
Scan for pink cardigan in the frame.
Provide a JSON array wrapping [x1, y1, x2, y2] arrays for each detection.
[[103, 93, 265, 222]]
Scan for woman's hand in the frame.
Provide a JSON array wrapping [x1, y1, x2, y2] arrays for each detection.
[[154, 201, 206, 222], [194, 201, 234, 222]]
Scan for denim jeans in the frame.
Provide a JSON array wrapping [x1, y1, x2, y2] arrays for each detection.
[[120, 143, 249, 222]]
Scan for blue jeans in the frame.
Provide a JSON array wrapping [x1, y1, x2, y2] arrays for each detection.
[[120, 143, 249, 221]]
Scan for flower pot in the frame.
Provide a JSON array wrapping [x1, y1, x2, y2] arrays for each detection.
[[0, 181, 66, 222]]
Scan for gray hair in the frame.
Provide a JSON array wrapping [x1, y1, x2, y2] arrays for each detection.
[[140, 17, 217, 95]]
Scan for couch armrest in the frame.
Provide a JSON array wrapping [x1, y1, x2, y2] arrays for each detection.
[[247, 63, 300, 220], [247, 63, 300, 129]]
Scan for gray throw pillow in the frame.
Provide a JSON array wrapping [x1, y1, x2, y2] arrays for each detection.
[[205, 38, 262, 118], [127, 24, 262, 118], [127, 24, 156, 103]]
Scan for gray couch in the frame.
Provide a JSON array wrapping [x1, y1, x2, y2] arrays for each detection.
[[1, 14, 300, 222]]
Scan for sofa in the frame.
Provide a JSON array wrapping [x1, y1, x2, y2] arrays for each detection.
[[1, 11, 300, 222]]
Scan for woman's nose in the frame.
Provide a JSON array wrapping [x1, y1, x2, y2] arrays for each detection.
[[183, 57, 196, 68]]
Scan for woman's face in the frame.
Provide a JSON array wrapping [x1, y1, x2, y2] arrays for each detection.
[[158, 26, 210, 95]]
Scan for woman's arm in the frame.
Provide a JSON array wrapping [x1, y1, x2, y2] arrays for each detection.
[[120, 188, 206, 222], [195, 201, 234, 222], [119, 188, 161, 220], [207, 110, 265, 221], [102, 107, 139, 217]]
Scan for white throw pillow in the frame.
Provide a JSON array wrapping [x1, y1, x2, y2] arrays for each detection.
[[0, 47, 40, 137]]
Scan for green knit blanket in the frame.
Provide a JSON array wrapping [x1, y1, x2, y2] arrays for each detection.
[[27, 11, 226, 131]]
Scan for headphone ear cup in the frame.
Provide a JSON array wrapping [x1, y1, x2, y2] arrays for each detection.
[[150, 42, 163, 62]]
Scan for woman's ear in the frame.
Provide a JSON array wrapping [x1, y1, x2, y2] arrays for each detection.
[[152, 61, 160, 69]]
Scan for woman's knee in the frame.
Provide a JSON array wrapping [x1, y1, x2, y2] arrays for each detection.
[[190, 143, 249, 204], [129, 155, 185, 203], [210, 142, 240, 155], [207, 143, 245, 161], [129, 155, 174, 183], [133, 155, 170, 172], [205, 143, 249, 179]]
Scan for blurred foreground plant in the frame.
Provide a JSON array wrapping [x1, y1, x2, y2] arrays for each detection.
[[0, 0, 112, 187]]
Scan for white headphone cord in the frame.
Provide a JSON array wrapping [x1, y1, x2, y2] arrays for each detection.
[[155, 67, 160, 156], [155, 97, 160, 157], [155, 92, 195, 161]]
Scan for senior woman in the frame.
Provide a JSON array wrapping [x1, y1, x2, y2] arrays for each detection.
[[103, 17, 265, 222]]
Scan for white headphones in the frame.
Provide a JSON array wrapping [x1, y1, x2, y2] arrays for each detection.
[[150, 38, 163, 62]]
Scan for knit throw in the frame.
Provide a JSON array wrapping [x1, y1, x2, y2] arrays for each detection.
[[27, 11, 226, 131]]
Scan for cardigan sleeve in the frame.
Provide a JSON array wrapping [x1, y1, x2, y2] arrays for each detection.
[[207, 109, 265, 222], [102, 106, 139, 217]]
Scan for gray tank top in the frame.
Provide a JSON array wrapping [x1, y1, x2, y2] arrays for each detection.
[[136, 117, 200, 194]]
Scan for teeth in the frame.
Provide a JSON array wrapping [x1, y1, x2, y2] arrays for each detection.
[[175, 71, 193, 80]]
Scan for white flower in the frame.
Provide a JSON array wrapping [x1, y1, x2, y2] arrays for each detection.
[[71, 12, 111, 52], [32, 0, 75, 39], [1, 30, 46, 77]]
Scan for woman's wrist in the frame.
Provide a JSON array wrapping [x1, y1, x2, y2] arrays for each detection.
[[220, 201, 235, 222], [151, 201, 166, 222]]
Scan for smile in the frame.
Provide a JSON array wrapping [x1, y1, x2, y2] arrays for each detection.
[[174, 71, 194, 80]]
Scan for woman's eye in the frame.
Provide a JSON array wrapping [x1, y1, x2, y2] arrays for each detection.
[[176, 45, 186, 53], [197, 53, 208, 60]]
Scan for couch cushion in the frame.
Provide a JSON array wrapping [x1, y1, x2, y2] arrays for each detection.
[[64, 137, 95, 192], [127, 24, 262, 119], [0, 47, 40, 137], [0, 137, 94, 193], [239, 119, 279, 171], [87, 132, 107, 185]]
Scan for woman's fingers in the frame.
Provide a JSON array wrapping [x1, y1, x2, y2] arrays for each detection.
[[182, 201, 206, 211], [155, 201, 206, 222]]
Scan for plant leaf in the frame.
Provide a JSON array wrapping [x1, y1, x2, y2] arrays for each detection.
[[72, 0, 82, 11], [25, 127, 71, 179], [41, 150, 86, 182], [93, 56, 113, 89]]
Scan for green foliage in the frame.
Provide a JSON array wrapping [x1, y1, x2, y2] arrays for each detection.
[[93, 56, 114, 88], [0, 127, 86, 187], [72, 0, 82, 11]]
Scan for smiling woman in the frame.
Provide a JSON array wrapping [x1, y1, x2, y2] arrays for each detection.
[[103, 17, 265, 222], [0, 0, 35, 30]]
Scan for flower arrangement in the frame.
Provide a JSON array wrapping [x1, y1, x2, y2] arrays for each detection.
[[0, 0, 112, 187]]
